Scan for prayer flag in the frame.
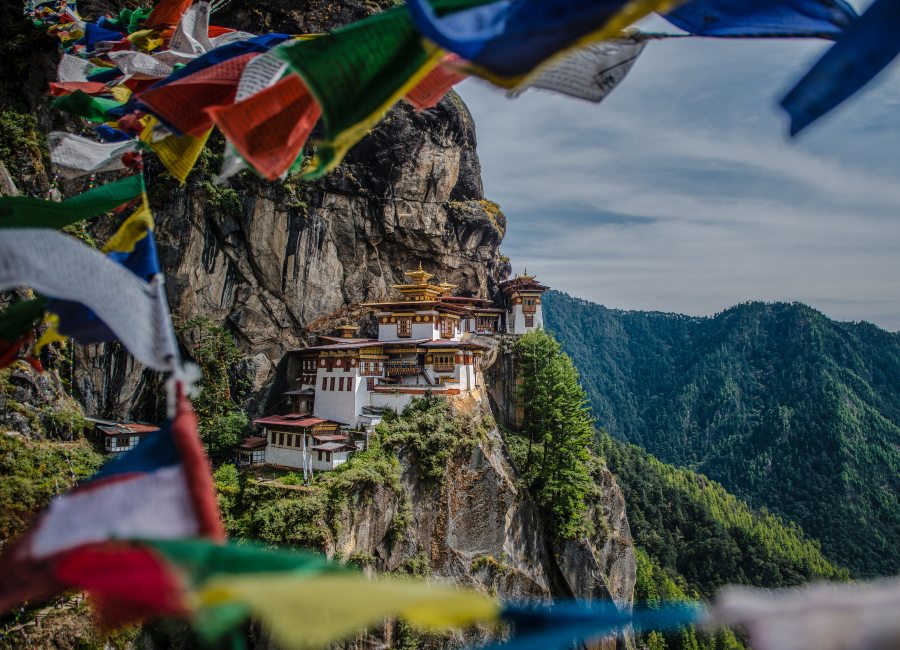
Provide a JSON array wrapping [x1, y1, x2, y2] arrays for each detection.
[[207, 74, 321, 181], [404, 0, 677, 84], [0, 174, 144, 230], [710, 579, 900, 650], [57, 53, 95, 82], [51, 90, 124, 122], [48, 81, 110, 96], [405, 55, 467, 110], [507, 38, 646, 103], [663, 0, 857, 39], [490, 601, 702, 650], [139, 52, 259, 136], [145, 0, 194, 28], [0, 391, 222, 618], [0, 228, 180, 371], [48, 131, 140, 179], [781, 0, 900, 135], [196, 572, 499, 648]]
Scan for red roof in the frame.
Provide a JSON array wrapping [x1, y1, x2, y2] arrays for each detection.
[[253, 414, 329, 429], [96, 423, 160, 437], [238, 436, 268, 450]]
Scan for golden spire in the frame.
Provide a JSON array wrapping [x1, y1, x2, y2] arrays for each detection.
[[404, 262, 434, 285]]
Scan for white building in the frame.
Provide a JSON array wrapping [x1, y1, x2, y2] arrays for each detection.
[[499, 273, 549, 334], [238, 265, 549, 472]]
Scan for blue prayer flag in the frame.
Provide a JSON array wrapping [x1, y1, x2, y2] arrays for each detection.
[[664, 0, 857, 39], [405, 0, 649, 81], [781, 0, 900, 135], [488, 601, 703, 650], [79, 22, 125, 51], [50, 229, 161, 344]]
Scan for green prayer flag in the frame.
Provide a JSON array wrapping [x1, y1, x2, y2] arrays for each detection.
[[279, 0, 491, 179], [0, 298, 48, 341], [0, 174, 145, 230], [52, 91, 124, 123], [142, 538, 348, 642]]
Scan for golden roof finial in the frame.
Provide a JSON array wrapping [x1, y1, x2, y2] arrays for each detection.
[[404, 263, 434, 284]]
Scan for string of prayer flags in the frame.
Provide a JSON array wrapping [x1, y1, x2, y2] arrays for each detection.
[[0, 228, 180, 371], [0, 390, 222, 619], [404, 0, 678, 85], [781, 0, 900, 135], [405, 54, 467, 111], [662, 0, 858, 39], [709, 579, 900, 650], [0, 173, 144, 229], [207, 74, 321, 181], [277, 1, 482, 178], [506, 38, 646, 103], [48, 131, 140, 178], [51, 90, 124, 122], [148, 33, 291, 89], [488, 601, 703, 650]]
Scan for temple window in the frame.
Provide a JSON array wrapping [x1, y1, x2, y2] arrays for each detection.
[[398, 317, 412, 338], [433, 353, 454, 372], [525, 314, 534, 328], [440, 318, 453, 339]]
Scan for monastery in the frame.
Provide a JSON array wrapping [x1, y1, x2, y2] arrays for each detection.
[[238, 266, 548, 475]]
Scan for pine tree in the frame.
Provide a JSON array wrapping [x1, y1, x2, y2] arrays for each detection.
[[515, 330, 594, 538]]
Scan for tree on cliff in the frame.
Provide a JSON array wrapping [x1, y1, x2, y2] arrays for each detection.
[[514, 329, 594, 539], [177, 316, 249, 463]]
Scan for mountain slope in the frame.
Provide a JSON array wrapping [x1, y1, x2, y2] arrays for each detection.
[[544, 290, 900, 577]]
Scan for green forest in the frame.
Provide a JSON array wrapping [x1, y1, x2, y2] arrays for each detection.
[[544, 290, 900, 577]]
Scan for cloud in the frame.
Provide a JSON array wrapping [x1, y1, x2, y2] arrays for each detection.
[[457, 33, 900, 331]]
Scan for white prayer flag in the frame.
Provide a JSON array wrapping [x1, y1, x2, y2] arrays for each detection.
[[57, 54, 94, 83], [49, 132, 140, 179], [508, 39, 646, 103], [710, 578, 900, 650], [0, 229, 180, 372]]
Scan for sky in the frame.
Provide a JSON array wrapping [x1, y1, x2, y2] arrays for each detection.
[[456, 12, 900, 332]]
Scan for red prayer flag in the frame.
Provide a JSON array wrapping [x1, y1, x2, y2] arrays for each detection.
[[0, 390, 223, 617], [145, 0, 193, 28], [207, 74, 322, 181], [405, 56, 467, 111], [139, 53, 258, 136], [49, 81, 110, 97]]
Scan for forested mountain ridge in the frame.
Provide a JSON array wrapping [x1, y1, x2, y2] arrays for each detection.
[[543, 290, 900, 577]]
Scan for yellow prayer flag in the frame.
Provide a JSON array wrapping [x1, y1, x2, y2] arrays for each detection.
[[102, 198, 153, 254], [109, 85, 133, 103], [198, 573, 499, 649], [149, 128, 212, 184], [128, 29, 164, 52], [33, 313, 67, 356]]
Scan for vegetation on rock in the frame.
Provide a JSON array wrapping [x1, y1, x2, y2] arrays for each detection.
[[176, 316, 249, 463]]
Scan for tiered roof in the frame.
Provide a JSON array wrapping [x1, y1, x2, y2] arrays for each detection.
[[499, 273, 549, 295]]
